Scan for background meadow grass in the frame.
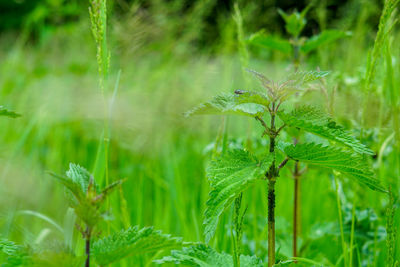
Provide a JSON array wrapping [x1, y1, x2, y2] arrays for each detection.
[[0, 0, 399, 266]]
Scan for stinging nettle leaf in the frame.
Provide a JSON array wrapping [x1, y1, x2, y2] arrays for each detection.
[[278, 106, 374, 155], [92, 226, 182, 265], [234, 90, 270, 107], [247, 31, 292, 54], [0, 106, 21, 118], [185, 94, 265, 118], [204, 149, 273, 243], [154, 244, 263, 267], [301, 30, 352, 54], [284, 142, 386, 192]]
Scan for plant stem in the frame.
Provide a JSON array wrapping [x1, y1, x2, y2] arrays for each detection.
[[293, 161, 300, 260], [233, 193, 243, 267], [267, 179, 276, 267], [85, 226, 92, 267], [267, 102, 277, 267]]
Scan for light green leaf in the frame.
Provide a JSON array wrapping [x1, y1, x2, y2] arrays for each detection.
[[154, 244, 263, 267], [284, 143, 386, 192], [301, 30, 351, 53], [248, 31, 292, 54], [185, 94, 265, 118], [0, 106, 21, 118], [0, 239, 29, 266], [285, 71, 329, 87], [278, 6, 311, 37], [92, 226, 182, 265], [278, 106, 374, 155], [234, 90, 270, 107], [204, 149, 273, 243]]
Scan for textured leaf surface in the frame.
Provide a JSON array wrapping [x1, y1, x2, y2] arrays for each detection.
[[92, 226, 182, 265], [301, 30, 351, 53], [154, 244, 263, 267], [0, 106, 20, 118], [0, 239, 29, 266], [284, 143, 386, 192], [185, 94, 265, 118], [234, 90, 270, 107], [248, 31, 292, 54], [278, 106, 374, 155], [204, 149, 273, 243]]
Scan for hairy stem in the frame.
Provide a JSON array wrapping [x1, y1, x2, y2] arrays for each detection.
[[85, 227, 92, 267], [267, 102, 277, 267], [267, 179, 276, 267], [233, 193, 243, 267], [293, 161, 300, 260]]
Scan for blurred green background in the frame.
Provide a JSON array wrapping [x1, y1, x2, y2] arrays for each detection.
[[0, 0, 399, 266]]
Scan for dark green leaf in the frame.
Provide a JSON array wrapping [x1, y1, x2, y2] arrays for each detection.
[[0, 106, 21, 118], [204, 149, 273, 243], [284, 143, 386, 192], [92, 226, 182, 265], [278, 106, 374, 155]]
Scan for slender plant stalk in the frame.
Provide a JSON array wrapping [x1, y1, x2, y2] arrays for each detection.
[[85, 226, 92, 267], [232, 193, 243, 267], [266, 101, 278, 267], [293, 161, 300, 259], [335, 176, 348, 267]]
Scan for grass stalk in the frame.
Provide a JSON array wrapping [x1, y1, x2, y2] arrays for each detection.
[[335, 176, 348, 267]]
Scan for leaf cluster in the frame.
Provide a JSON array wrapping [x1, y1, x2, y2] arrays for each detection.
[[48, 163, 124, 229]]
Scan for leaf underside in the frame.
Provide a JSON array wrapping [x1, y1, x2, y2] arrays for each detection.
[[284, 143, 386, 192], [92, 226, 182, 265], [204, 149, 273, 243], [154, 244, 263, 267], [278, 106, 374, 155], [185, 94, 265, 118]]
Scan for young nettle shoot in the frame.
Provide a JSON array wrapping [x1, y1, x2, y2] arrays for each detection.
[[248, 6, 351, 69], [177, 69, 385, 267], [49, 164, 182, 266]]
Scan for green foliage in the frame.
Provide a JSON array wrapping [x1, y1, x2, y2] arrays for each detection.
[[30, 250, 84, 267], [386, 189, 398, 267], [92, 226, 182, 265], [248, 31, 292, 54], [155, 244, 263, 267], [204, 149, 273, 243], [278, 106, 374, 155], [0, 106, 20, 118], [0, 239, 29, 266], [247, 70, 328, 102], [278, 7, 311, 38], [283, 142, 386, 192], [185, 94, 265, 118], [48, 164, 124, 228], [301, 30, 351, 54]]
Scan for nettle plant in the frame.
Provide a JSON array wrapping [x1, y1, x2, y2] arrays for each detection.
[[248, 6, 350, 69], [159, 70, 386, 267], [47, 164, 182, 267]]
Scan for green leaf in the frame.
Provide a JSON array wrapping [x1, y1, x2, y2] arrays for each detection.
[[301, 30, 351, 54], [0, 239, 29, 266], [234, 90, 270, 107], [284, 143, 386, 192], [66, 163, 97, 194], [278, 106, 374, 155], [92, 226, 182, 265], [278, 6, 311, 37], [248, 31, 292, 54], [154, 244, 263, 267], [0, 106, 21, 118], [285, 71, 329, 87], [204, 149, 273, 243], [185, 94, 265, 118]]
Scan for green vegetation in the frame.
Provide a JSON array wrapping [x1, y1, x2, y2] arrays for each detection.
[[0, 0, 399, 266]]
